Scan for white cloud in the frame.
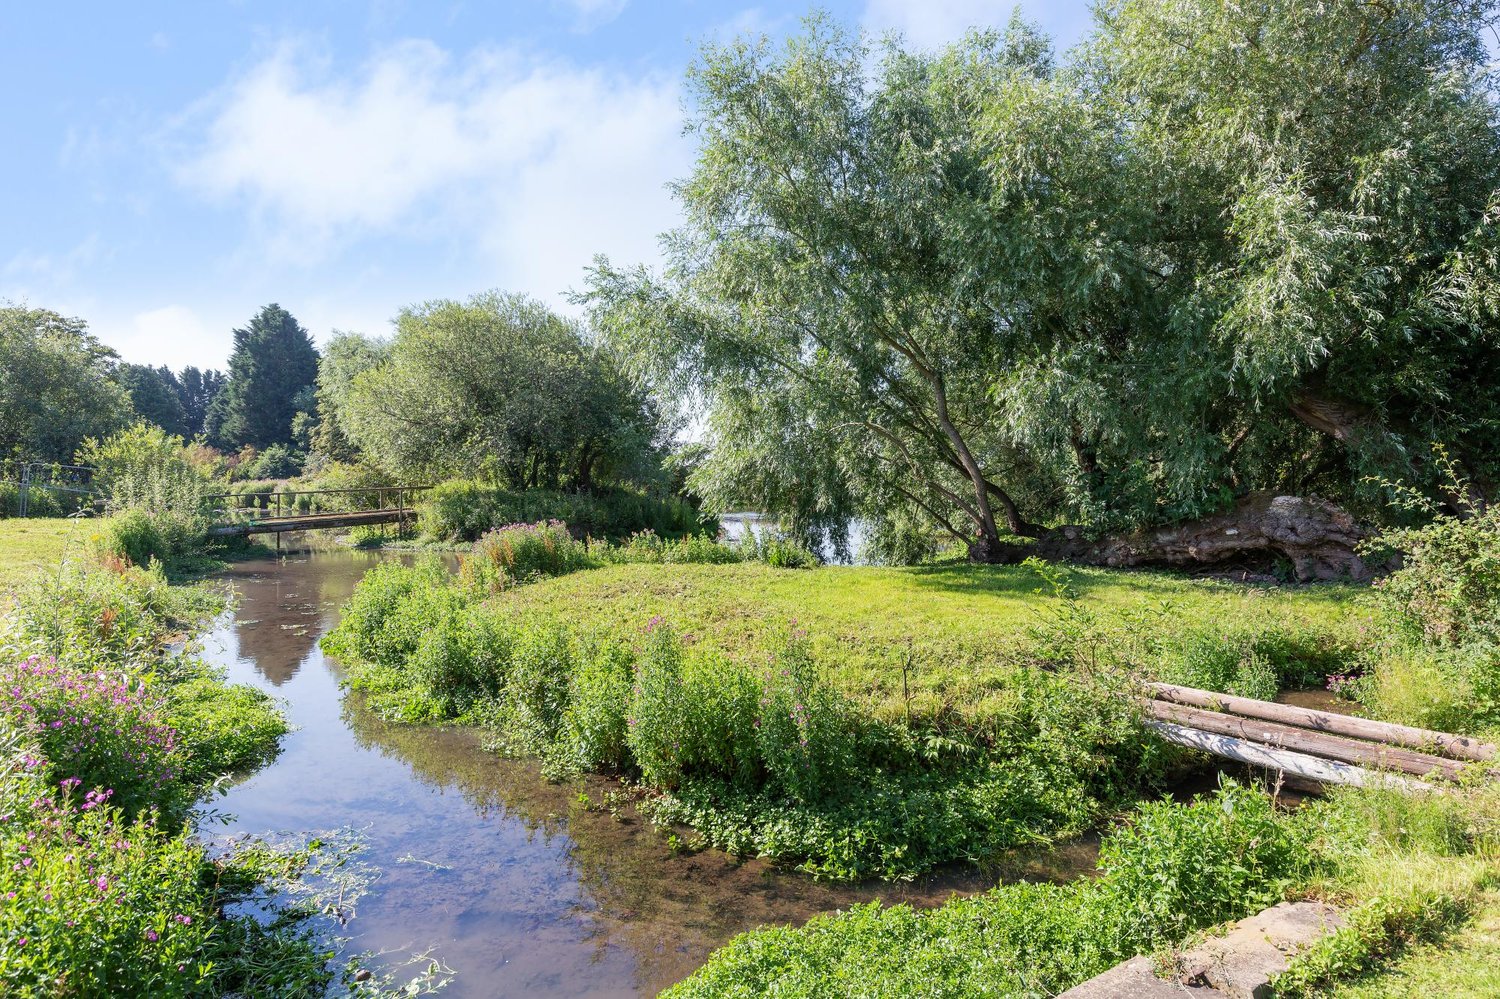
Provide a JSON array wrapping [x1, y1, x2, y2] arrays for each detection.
[[119, 305, 228, 370], [862, 0, 1012, 49], [175, 37, 689, 300], [554, 0, 628, 33]]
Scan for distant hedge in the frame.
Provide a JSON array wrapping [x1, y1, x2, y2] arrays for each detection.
[[416, 480, 711, 543]]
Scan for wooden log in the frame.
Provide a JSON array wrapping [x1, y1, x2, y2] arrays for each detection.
[[1142, 700, 1465, 780], [1143, 719, 1432, 792], [1146, 682, 1497, 763]]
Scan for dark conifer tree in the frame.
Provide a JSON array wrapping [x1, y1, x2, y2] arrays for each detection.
[[175, 366, 224, 439], [213, 304, 319, 449], [115, 364, 188, 437]]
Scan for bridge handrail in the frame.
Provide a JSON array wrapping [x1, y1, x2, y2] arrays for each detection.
[[202, 484, 433, 521]]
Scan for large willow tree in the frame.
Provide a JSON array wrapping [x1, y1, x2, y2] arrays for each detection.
[[587, 2, 1500, 559]]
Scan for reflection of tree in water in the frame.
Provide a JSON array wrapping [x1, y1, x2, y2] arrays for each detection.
[[227, 553, 388, 686], [341, 694, 1004, 994]]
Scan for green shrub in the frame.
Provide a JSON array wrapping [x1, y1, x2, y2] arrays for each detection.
[[242, 443, 303, 481], [0, 771, 216, 997], [459, 521, 596, 591], [4, 559, 216, 670], [93, 507, 212, 571], [0, 656, 184, 819], [1370, 492, 1500, 646], [558, 635, 635, 773], [319, 558, 451, 670], [76, 423, 209, 517], [417, 479, 707, 543]]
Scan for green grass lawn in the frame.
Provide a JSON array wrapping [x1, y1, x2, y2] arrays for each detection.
[[497, 561, 1367, 721], [0, 517, 100, 594], [1329, 891, 1500, 998]]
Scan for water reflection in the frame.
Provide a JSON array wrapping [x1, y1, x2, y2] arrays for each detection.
[[200, 552, 1066, 997]]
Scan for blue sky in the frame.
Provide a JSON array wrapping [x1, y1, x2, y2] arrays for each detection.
[[0, 2, 1096, 370]]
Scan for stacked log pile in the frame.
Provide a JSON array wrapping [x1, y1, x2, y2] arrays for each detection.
[[1140, 682, 1496, 790]]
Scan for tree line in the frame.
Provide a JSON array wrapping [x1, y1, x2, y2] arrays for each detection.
[[0, 293, 670, 495], [6, 0, 1499, 562]]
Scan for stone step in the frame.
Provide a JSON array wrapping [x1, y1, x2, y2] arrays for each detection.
[[1173, 901, 1344, 999], [1058, 956, 1221, 998], [1058, 901, 1344, 999]]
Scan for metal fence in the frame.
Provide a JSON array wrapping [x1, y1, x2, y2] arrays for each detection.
[[0, 461, 103, 518]]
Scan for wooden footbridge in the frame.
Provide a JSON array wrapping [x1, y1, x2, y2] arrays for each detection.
[[1141, 682, 1496, 791], [205, 485, 430, 539]]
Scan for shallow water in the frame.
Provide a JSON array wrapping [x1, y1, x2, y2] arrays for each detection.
[[199, 551, 1059, 997]]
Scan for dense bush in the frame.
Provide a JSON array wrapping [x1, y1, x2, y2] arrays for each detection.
[[4, 559, 215, 670], [93, 507, 213, 571], [0, 657, 183, 818], [662, 783, 1315, 998], [460, 521, 596, 591], [1373, 502, 1500, 647], [76, 423, 209, 517], [417, 479, 707, 543], [0, 756, 215, 998]]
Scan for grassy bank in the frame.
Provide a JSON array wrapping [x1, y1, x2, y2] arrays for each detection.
[[319, 525, 1374, 881], [0, 548, 407, 995], [499, 558, 1364, 721]]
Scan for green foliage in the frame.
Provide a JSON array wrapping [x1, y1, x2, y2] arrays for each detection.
[[323, 564, 1169, 879], [418, 479, 705, 543], [1372, 501, 1500, 647], [164, 677, 286, 784], [0, 554, 309, 997], [459, 521, 596, 591], [585, 2, 1500, 551], [600, 528, 745, 565], [115, 362, 188, 438], [0, 765, 216, 998], [663, 783, 1314, 998], [210, 303, 320, 450], [337, 292, 668, 489], [240, 442, 303, 481], [4, 559, 215, 670], [0, 305, 132, 463], [75, 424, 214, 569]]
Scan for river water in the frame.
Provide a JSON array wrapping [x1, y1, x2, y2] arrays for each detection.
[[198, 552, 1056, 997]]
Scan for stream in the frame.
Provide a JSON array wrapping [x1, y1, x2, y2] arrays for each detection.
[[198, 551, 1073, 997]]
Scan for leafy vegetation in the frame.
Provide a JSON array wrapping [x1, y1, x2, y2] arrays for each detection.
[[584, 1, 1500, 555], [417, 479, 706, 543], [332, 292, 669, 490], [321, 551, 1362, 879], [0, 551, 409, 996], [0, 305, 133, 464]]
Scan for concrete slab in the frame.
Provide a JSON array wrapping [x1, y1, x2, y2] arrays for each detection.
[[1058, 956, 1220, 998]]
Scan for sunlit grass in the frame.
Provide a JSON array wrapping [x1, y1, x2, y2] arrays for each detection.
[[0, 517, 99, 594], [497, 561, 1366, 719]]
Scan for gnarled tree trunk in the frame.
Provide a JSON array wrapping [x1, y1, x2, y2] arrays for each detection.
[[1025, 492, 1383, 582]]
